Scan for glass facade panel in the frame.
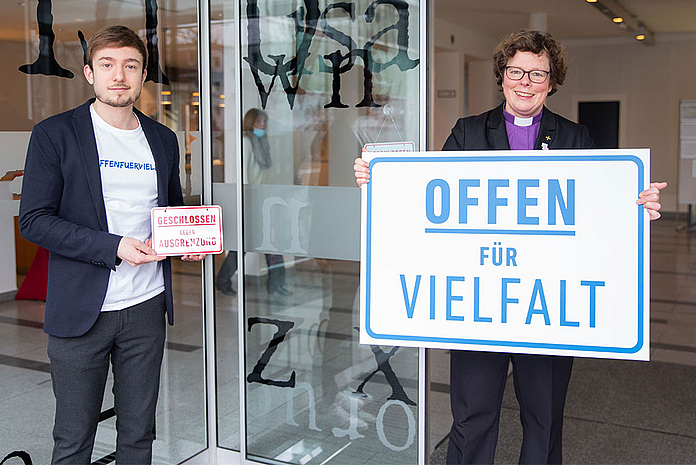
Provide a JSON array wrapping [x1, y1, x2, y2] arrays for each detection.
[[0, 1, 206, 463], [232, 0, 421, 462]]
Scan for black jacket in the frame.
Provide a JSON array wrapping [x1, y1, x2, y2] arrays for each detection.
[[442, 103, 595, 151], [19, 99, 184, 337]]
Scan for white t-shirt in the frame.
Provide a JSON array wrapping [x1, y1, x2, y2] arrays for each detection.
[[91, 105, 164, 311]]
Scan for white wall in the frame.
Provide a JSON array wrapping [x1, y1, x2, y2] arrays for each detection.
[[433, 22, 695, 213], [468, 59, 500, 117], [432, 19, 499, 149], [433, 51, 464, 149], [549, 35, 696, 212]]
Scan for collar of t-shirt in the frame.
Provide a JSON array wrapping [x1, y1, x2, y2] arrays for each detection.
[[503, 106, 543, 150]]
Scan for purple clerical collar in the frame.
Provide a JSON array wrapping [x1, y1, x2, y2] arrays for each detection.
[[503, 106, 543, 150], [502, 107, 543, 126]]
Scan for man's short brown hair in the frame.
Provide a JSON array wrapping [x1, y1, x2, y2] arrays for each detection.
[[86, 25, 147, 72], [493, 29, 568, 96]]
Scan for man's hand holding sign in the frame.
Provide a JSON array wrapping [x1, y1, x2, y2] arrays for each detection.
[[150, 205, 223, 260]]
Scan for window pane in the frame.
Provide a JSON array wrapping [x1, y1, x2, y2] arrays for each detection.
[[0, 1, 206, 463], [238, 1, 422, 463]]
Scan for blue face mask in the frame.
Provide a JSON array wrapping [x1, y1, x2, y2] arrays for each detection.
[[252, 128, 266, 138]]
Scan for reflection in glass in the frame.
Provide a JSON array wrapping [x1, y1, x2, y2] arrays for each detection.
[[236, 0, 421, 462], [0, 1, 206, 463]]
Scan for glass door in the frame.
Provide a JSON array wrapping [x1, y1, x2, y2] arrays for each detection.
[[211, 0, 425, 463]]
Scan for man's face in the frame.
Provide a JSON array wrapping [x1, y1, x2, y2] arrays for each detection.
[[84, 46, 146, 108]]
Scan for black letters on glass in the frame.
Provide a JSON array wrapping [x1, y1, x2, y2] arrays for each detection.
[[352, 328, 416, 405], [244, 0, 419, 109], [0, 451, 33, 465], [247, 317, 296, 388], [319, 2, 355, 108], [20, 0, 170, 84], [19, 0, 74, 79], [78, 30, 88, 66], [145, 0, 169, 85], [244, 0, 319, 109]]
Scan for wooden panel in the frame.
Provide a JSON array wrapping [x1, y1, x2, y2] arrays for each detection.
[[14, 216, 38, 275]]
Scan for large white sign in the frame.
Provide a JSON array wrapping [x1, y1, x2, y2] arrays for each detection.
[[360, 150, 650, 360]]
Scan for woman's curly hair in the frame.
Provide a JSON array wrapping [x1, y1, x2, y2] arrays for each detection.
[[493, 29, 568, 96]]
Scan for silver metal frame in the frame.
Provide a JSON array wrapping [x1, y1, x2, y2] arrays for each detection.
[[196, 0, 218, 463], [418, 1, 432, 464], [234, 0, 249, 460], [195, 0, 431, 462]]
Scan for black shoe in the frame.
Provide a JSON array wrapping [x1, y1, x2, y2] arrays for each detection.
[[217, 284, 236, 295], [276, 285, 292, 296], [268, 285, 292, 296]]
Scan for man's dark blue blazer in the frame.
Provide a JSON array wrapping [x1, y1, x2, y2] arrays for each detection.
[[19, 99, 184, 338]]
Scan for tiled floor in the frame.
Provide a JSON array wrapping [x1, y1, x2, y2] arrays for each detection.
[[430, 214, 696, 463], [2, 215, 696, 464]]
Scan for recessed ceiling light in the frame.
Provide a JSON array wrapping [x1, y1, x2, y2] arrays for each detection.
[[612, 17, 623, 23]]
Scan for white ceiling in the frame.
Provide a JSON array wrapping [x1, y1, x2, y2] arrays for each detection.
[[3, 1, 694, 45], [435, 0, 696, 41]]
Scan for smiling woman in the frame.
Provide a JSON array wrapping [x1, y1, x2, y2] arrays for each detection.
[[354, 28, 666, 465]]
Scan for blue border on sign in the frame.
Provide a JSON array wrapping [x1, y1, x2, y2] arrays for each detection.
[[364, 154, 645, 354]]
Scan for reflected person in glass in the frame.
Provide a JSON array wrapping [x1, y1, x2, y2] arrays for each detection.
[[216, 108, 291, 296], [354, 29, 665, 465]]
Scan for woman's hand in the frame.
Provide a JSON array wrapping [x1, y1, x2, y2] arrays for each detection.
[[637, 182, 667, 220], [354, 157, 370, 187]]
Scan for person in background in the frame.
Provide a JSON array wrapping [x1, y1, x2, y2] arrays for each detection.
[[19, 26, 204, 464], [354, 29, 665, 465], [216, 108, 291, 296]]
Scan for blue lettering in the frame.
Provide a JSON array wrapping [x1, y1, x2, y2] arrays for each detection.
[[458, 179, 479, 224], [472, 277, 491, 322], [492, 241, 503, 266], [480, 247, 489, 265], [506, 247, 517, 266], [425, 179, 450, 224], [487, 179, 509, 224], [501, 277, 520, 323], [429, 275, 436, 320], [581, 280, 605, 328], [548, 179, 575, 225], [517, 179, 539, 225], [446, 276, 465, 321], [559, 280, 579, 327], [526, 279, 550, 325], [400, 274, 421, 319]]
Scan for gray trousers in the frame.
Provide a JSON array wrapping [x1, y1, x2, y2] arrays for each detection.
[[48, 292, 166, 465]]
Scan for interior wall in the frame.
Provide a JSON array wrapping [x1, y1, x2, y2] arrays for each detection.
[[467, 59, 500, 117], [433, 51, 464, 149], [432, 19, 499, 149], [433, 15, 695, 214], [548, 35, 696, 213]]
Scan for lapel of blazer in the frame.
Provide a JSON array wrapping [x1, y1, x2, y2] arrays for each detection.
[[486, 103, 511, 150], [535, 106, 557, 149], [73, 99, 109, 231], [135, 107, 169, 207]]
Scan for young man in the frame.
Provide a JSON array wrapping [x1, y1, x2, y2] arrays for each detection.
[[19, 25, 204, 464]]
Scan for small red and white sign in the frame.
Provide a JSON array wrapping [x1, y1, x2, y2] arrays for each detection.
[[151, 205, 224, 256]]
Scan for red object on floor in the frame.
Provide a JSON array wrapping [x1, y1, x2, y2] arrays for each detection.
[[15, 246, 48, 301]]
